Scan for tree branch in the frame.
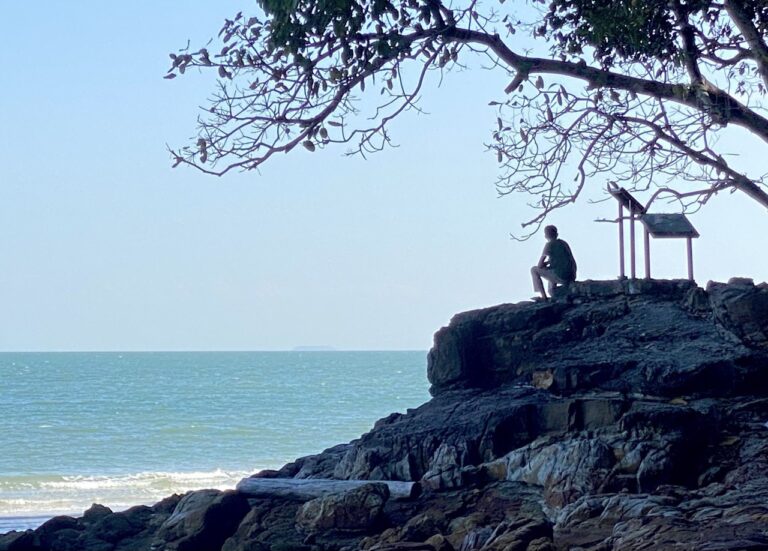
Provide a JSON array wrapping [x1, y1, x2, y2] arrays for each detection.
[[443, 26, 768, 145], [725, 0, 768, 89]]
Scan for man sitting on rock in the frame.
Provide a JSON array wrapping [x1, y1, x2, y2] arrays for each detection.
[[531, 225, 577, 300]]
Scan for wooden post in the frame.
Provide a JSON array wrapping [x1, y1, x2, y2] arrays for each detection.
[[618, 203, 625, 278], [629, 206, 636, 279], [644, 229, 651, 279], [687, 237, 694, 281]]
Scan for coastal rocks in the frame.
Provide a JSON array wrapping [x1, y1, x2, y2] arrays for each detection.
[[0, 496, 182, 551], [152, 490, 250, 551], [0, 531, 34, 551], [708, 278, 768, 348], [427, 279, 767, 397], [553, 483, 768, 550], [295, 483, 389, 533], [358, 482, 549, 551], [7, 279, 768, 551], [502, 436, 615, 507], [220, 497, 305, 551]]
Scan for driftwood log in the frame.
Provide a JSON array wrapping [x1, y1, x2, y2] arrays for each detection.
[[236, 478, 420, 500]]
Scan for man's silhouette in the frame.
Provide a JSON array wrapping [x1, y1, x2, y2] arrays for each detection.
[[531, 225, 577, 300]]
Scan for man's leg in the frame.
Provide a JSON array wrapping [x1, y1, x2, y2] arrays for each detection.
[[546, 272, 567, 296], [531, 266, 549, 299]]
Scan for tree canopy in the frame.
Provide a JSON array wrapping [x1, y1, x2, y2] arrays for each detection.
[[167, 0, 768, 233]]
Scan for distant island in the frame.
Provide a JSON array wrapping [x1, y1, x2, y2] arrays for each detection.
[[291, 346, 337, 352]]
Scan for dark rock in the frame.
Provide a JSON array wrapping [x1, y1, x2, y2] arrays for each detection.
[[0, 531, 35, 551], [708, 279, 768, 348], [428, 279, 767, 398], [222, 498, 304, 551], [82, 504, 113, 526], [424, 534, 454, 551], [32, 516, 83, 550], [153, 490, 251, 551], [92, 514, 139, 543], [295, 483, 390, 534]]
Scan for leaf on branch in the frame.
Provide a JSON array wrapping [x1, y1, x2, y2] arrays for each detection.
[[535, 76, 544, 89], [164, 74, 177, 80], [303, 140, 316, 152], [327, 121, 343, 127]]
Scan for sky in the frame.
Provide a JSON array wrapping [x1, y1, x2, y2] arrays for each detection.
[[1, 2, 767, 351]]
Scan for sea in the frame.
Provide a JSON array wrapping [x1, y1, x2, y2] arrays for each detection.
[[0, 351, 430, 533]]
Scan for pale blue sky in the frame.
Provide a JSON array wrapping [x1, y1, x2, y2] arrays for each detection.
[[1, 2, 766, 351]]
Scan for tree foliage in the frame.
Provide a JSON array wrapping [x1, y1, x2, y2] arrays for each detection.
[[167, 0, 768, 233]]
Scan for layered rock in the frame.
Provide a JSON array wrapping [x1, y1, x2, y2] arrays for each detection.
[[3, 278, 768, 551], [427, 278, 767, 397]]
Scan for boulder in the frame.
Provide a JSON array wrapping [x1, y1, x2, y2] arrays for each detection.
[[295, 483, 390, 534], [0, 531, 35, 551], [221, 498, 305, 551], [153, 490, 251, 551], [81, 504, 113, 526], [32, 516, 84, 551]]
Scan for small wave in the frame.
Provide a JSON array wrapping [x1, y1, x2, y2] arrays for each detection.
[[0, 468, 260, 517], [42, 469, 247, 490]]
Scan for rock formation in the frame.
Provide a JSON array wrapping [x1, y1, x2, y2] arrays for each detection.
[[3, 278, 768, 551]]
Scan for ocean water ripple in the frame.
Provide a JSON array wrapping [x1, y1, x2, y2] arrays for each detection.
[[0, 351, 429, 527]]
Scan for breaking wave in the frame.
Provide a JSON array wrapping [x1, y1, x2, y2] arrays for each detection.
[[0, 468, 257, 517]]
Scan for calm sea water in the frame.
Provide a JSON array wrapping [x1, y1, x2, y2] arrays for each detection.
[[0, 351, 429, 532]]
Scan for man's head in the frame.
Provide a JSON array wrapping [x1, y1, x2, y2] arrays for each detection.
[[544, 225, 558, 240]]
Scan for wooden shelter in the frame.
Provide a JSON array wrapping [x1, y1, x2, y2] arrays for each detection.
[[605, 183, 700, 281]]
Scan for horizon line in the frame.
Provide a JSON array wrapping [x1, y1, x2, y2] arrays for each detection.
[[0, 349, 428, 354]]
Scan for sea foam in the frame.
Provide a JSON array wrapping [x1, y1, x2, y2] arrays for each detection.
[[0, 469, 255, 516]]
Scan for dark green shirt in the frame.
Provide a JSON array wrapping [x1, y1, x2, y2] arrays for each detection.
[[544, 238, 577, 281]]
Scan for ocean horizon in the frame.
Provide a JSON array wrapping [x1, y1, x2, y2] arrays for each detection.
[[0, 351, 430, 532]]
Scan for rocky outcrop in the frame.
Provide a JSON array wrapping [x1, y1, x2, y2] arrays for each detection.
[[3, 278, 768, 551], [427, 279, 767, 397]]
